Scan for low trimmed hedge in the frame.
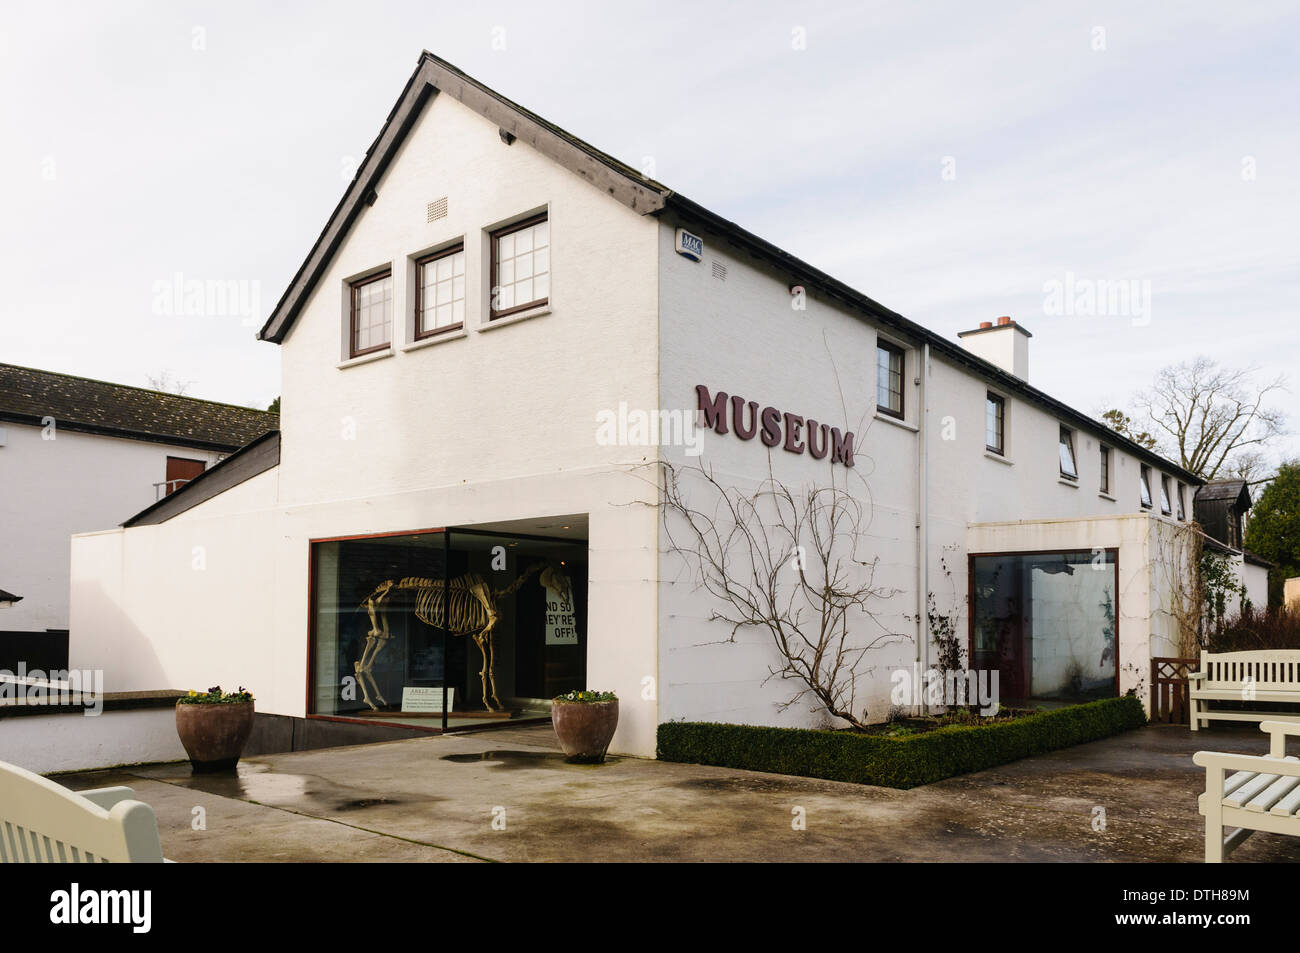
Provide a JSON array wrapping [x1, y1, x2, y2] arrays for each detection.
[[657, 696, 1146, 789]]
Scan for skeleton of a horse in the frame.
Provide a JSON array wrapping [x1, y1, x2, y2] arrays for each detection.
[[355, 563, 573, 712]]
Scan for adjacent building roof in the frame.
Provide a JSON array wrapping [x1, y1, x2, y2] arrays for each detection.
[[257, 51, 1203, 487], [0, 589, 22, 604], [0, 364, 278, 453], [1194, 480, 1252, 506], [122, 430, 281, 527]]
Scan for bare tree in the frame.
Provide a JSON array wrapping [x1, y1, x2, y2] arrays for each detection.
[[658, 459, 905, 730], [145, 370, 193, 396], [1132, 357, 1288, 481]]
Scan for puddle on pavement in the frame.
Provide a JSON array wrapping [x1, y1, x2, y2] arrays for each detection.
[[442, 750, 619, 769]]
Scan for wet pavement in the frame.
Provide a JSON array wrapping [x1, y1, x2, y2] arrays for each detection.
[[56, 722, 1300, 863]]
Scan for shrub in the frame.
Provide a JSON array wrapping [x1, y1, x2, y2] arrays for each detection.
[[657, 696, 1146, 789], [1208, 605, 1300, 652]]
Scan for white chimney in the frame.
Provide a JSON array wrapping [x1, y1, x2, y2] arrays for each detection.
[[957, 315, 1031, 380]]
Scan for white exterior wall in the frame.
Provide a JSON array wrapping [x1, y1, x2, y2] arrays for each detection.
[[657, 227, 1198, 726], [66, 82, 1209, 756], [0, 421, 221, 632], [71, 89, 664, 756]]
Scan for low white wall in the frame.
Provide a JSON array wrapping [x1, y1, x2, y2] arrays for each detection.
[[2, 708, 186, 774]]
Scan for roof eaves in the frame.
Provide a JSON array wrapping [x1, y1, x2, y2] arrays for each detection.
[[657, 192, 1203, 486], [121, 430, 280, 527]]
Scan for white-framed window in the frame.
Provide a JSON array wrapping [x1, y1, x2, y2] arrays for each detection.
[[1059, 426, 1078, 479], [1160, 475, 1173, 515], [1140, 465, 1153, 509], [986, 392, 1005, 454], [1099, 445, 1111, 494], [1177, 482, 1187, 520]]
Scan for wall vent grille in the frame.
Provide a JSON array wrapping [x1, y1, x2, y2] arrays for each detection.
[[711, 260, 727, 281], [426, 197, 448, 223]]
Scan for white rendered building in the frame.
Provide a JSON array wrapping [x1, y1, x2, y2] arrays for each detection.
[[69, 54, 1216, 758]]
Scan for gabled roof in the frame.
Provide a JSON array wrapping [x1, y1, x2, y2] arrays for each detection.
[[0, 364, 277, 453], [257, 51, 1203, 487], [1195, 480, 1252, 506]]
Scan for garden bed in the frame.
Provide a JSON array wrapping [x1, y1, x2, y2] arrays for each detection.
[[657, 696, 1147, 789]]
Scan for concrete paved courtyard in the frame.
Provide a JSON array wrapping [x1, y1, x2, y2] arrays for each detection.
[[60, 722, 1300, 862]]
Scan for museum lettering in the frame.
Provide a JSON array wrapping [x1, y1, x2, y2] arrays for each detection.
[[695, 384, 855, 467]]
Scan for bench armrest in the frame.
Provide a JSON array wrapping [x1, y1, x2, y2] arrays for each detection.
[[1193, 751, 1300, 777], [1187, 671, 1207, 681], [1261, 721, 1300, 758], [77, 786, 138, 811]]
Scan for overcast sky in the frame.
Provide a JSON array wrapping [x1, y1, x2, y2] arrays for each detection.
[[2, 1, 1296, 462]]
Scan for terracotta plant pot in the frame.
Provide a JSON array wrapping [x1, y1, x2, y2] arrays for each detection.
[[551, 699, 619, 764], [175, 700, 255, 773]]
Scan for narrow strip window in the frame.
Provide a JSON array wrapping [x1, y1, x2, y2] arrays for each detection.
[[1058, 426, 1078, 479], [491, 214, 549, 319], [1160, 475, 1173, 515], [985, 393, 1005, 454], [416, 244, 466, 338], [349, 269, 393, 357], [1099, 445, 1111, 494], [1140, 465, 1153, 508], [1176, 482, 1186, 520], [876, 341, 904, 418]]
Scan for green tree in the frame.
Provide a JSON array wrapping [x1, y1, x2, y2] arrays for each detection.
[[1244, 461, 1300, 608], [1100, 408, 1158, 450], [267, 396, 280, 415]]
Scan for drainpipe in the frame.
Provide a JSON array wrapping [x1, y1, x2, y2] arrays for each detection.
[[916, 343, 930, 715]]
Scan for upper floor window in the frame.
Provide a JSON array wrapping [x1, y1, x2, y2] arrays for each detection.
[[876, 341, 904, 419], [985, 393, 1005, 454], [1160, 475, 1173, 515], [1176, 482, 1186, 520], [1058, 426, 1078, 479], [1139, 465, 1153, 508], [1099, 445, 1111, 494], [349, 269, 393, 357], [490, 214, 549, 319], [416, 244, 466, 338]]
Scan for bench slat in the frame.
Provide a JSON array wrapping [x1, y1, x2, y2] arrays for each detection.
[[1225, 767, 1290, 808], [1245, 773, 1300, 813], [1270, 784, 1300, 817], [1223, 770, 1258, 797]]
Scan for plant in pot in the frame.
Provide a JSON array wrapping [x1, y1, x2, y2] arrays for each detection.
[[551, 690, 618, 764], [175, 686, 255, 773]]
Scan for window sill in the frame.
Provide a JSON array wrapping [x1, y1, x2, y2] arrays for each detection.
[[1058, 476, 1080, 488], [402, 329, 468, 353], [873, 411, 918, 433], [337, 349, 393, 370], [984, 451, 1013, 466], [1099, 491, 1117, 502], [480, 304, 551, 333]]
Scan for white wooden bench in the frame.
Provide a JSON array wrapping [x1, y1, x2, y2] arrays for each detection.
[[1188, 650, 1300, 730], [0, 759, 165, 863], [1193, 721, 1300, 862]]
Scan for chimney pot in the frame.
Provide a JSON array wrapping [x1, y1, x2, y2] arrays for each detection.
[[979, 321, 993, 329], [996, 316, 1011, 326]]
